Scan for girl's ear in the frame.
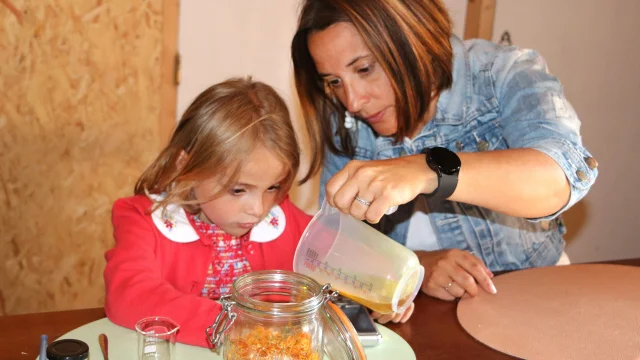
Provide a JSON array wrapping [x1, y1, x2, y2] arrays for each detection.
[[175, 149, 189, 172]]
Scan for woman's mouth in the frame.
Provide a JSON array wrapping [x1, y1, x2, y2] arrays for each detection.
[[364, 110, 385, 124]]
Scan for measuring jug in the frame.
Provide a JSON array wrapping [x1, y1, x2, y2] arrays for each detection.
[[293, 201, 424, 314]]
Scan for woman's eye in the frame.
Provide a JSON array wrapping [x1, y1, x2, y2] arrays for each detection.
[[357, 66, 371, 74], [231, 188, 246, 195], [327, 78, 341, 88]]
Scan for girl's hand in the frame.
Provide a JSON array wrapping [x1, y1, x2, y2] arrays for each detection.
[[325, 155, 437, 223], [416, 249, 497, 301], [370, 302, 415, 324]]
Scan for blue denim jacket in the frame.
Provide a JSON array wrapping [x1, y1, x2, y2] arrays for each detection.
[[319, 36, 598, 271]]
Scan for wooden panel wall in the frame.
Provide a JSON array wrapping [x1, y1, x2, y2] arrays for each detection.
[[0, 0, 177, 315], [464, 0, 496, 40]]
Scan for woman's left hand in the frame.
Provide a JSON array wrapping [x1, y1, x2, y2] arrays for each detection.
[[325, 155, 436, 223], [370, 302, 415, 324]]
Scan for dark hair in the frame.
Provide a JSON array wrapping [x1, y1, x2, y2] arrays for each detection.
[[292, 0, 453, 183], [135, 77, 300, 213]]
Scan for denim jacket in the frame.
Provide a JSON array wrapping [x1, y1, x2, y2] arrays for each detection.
[[319, 36, 598, 271]]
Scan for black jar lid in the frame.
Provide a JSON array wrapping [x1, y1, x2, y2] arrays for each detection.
[[46, 339, 89, 360]]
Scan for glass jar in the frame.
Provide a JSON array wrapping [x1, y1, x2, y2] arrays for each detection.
[[206, 270, 366, 360], [46, 339, 89, 360]]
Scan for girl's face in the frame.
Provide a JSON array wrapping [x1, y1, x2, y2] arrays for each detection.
[[193, 146, 287, 237], [308, 22, 398, 136]]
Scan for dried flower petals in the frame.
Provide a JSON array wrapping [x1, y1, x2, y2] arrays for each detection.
[[225, 326, 321, 360]]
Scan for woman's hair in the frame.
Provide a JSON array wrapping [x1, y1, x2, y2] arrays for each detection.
[[292, 0, 453, 183], [135, 77, 300, 213]]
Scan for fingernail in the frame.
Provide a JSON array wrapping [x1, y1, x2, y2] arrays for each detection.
[[489, 281, 497, 294]]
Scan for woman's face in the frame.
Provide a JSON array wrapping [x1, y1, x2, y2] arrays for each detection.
[[308, 22, 398, 136]]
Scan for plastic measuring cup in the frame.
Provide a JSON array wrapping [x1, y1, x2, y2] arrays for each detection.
[[293, 201, 424, 314]]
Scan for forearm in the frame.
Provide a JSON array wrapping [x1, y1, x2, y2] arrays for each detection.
[[105, 265, 221, 347], [449, 148, 570, 218]]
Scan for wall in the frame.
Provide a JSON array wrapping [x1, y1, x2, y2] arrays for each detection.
[[0, 0, 168, 315], [492, 0, 640, 262], [178, 0, 318, 211]]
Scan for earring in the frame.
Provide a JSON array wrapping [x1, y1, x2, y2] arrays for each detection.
[[344, 111, 355, 129]]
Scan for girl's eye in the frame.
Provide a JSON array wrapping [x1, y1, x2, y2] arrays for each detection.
[[267, 185, 281, 192], [231, 188, 246, 195]]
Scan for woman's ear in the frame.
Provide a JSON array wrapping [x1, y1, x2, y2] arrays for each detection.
[[175, 149, 189, 172]]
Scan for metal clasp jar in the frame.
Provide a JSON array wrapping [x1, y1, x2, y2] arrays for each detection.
[[206, 270, 366, 360]]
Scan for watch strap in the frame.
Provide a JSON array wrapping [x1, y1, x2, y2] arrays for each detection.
[[422, 147, 459, 201], [431, 167, 457, 200]]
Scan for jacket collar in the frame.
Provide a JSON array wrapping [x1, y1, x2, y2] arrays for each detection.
[[433, 35, 472, 125]]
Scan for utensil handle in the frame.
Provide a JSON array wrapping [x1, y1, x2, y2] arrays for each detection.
[[99, 333, 109, 360]]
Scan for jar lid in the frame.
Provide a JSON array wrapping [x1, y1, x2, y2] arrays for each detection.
[[46, 339, 89, 360], [322, 301, 367, 360]]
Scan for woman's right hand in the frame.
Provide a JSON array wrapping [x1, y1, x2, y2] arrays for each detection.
[[325, 155, 437, 224], [416, 249, 497, 301]]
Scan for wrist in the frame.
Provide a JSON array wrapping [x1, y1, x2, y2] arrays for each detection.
[[414, 250, 431, 266], [420, 155, 439, 195], [420, 147, 461, 200]]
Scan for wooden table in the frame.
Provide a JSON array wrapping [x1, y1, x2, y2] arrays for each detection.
[[2, 258, 638, 360]]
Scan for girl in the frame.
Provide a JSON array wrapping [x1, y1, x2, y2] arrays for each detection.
[[103, 78, 313, 347]]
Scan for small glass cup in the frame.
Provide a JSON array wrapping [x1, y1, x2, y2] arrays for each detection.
[[135, 316, 179, 360]]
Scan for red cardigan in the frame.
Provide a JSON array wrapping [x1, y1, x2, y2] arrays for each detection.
[[104, 195, 311, 347]]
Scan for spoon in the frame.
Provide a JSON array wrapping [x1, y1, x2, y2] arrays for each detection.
[[98, 333, 109, 360]]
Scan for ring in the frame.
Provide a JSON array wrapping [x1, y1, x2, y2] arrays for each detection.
[[444, 281, 453, 291], [354, 195, 372, 207]]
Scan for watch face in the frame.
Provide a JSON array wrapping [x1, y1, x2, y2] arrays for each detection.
[[430, 147, 461, 175]]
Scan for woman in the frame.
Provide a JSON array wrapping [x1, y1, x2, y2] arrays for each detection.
[[291, 0, 598, 302]]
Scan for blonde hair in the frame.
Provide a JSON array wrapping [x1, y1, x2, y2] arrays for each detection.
[[135, 77, 300, 213], [292, 0, 453, 183]]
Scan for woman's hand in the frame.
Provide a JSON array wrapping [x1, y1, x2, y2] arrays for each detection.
[[325, 155, 437, 223], [416, 249, 497, 301], [371, 302, 415, 324]]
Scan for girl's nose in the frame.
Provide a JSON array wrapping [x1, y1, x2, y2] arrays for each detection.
[[246, 197, 264, 217]]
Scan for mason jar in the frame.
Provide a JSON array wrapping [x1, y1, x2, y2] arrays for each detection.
[[206, 270, 366, 360]]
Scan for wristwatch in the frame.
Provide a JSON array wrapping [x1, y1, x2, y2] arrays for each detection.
[[421, 147, 461, 201]]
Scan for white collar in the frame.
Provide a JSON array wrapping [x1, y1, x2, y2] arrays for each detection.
[[149, 194, 200, 243], [148, 194, 285, 243]]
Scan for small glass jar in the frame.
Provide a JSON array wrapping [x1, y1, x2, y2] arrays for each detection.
[[46, 339, 89, 360], [206, 270, 366, 360]]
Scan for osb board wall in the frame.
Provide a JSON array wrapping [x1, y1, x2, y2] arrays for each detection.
[[0, 0, 169, 315]]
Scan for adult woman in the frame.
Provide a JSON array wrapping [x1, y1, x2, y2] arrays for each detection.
[[292, 0, 598, 302]]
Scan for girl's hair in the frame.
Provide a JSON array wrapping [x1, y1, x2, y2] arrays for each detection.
[[292, 0, 453, 183], [135, 77, 300, 213]]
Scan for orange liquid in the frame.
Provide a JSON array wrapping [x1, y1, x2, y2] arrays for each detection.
[[339, 291, 414, 314], [302, 261, 421, 314]]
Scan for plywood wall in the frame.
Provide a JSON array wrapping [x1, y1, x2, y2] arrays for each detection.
[[0, 0, 174, 315]]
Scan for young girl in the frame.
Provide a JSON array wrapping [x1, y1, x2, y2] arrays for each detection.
[[103, 77, 313, 347]]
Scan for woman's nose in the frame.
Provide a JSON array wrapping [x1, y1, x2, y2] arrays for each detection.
[[344, 83, 368, 114]]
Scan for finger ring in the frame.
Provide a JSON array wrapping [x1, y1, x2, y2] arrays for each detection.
[[354, 195, 371, 207], [444, 281, 453, 291]]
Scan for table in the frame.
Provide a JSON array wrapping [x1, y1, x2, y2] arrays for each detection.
[[2, 258, 638, 360]]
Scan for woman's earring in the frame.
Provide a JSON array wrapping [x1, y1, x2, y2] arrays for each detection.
[[344, 111, 355, 129]]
